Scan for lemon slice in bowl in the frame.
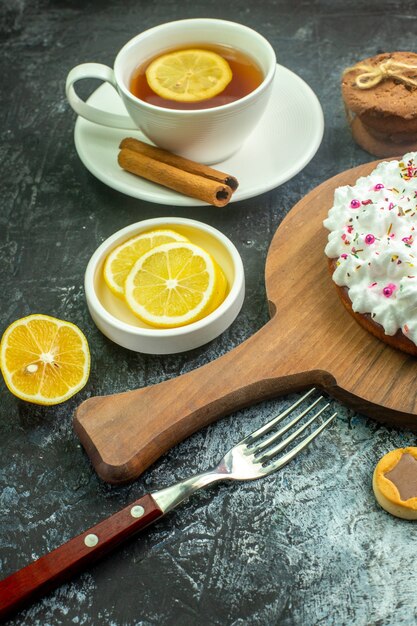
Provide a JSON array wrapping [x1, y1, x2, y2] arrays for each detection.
[[145, 49, 233, 103], [206, 262, 228, 315], [0, 314, 90, 405], [125, 242, 228, 328], [103, 229, 189, 297]]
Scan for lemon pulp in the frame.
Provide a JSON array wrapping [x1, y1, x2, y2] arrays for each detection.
[[0, 314, 90, 405], [124, 241, 228, 328], [145, 48, 233, 102], [103, 229, 189, 297]]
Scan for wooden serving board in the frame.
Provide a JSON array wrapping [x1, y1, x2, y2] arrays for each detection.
[[74, 160, 417, 484]]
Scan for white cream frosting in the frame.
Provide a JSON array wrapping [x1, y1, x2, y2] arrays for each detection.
[[324, 153, 417, 346]]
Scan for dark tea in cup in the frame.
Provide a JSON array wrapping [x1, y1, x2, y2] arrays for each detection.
[[66, 18, 276, 162], [129, 43, 264, 110]]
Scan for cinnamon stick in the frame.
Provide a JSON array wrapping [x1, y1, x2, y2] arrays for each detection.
[[118, 145, 235, 207], [120, 138, 238, 187]]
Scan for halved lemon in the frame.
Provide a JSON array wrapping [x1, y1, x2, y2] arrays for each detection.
[[145, 49, 233, 102], [0, 314, 90, 405], [125, 242, 228, 328], [103, 229, 189, 297]]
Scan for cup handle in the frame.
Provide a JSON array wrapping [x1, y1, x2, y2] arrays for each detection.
[[65, 63, 138, 129]]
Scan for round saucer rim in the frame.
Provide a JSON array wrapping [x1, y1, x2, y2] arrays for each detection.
[[73, 63, 324, 205]]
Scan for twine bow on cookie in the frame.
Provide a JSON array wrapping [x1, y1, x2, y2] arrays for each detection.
[[344, 58, 417, 89]]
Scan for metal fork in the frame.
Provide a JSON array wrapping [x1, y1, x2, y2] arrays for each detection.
[[0, 389, 336, 621]]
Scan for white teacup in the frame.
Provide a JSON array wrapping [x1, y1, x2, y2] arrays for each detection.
[[65, 18, 276, 164]]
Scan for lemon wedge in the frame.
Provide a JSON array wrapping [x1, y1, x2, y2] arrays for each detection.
[[125, 242, 228, 328], [0, 314, 90, 405], [145, 48, 233, 102], [103, 229, 189, 297]]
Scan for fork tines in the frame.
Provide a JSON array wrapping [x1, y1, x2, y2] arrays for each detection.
[[244, 389, 336, 472]]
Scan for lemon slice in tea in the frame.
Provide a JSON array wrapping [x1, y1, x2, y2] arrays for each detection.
[[104, 229, 189, 297], [125, 242, 228, 328], [145, 49, 233, 102], [0, 314, 90, 405]]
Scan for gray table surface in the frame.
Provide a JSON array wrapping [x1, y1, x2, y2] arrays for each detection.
[[1, 0, 417, 624]]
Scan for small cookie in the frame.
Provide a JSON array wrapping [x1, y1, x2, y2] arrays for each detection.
[[360, 124, 417, 144], [342, 52, 417, 124], [350, 117, 414, 158], [342, 51, 417, 156], [373, 447, 417, 519]]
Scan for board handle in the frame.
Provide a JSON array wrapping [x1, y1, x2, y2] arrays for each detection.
[[0, 494, 162, 621], [74, 320, 335, 483]]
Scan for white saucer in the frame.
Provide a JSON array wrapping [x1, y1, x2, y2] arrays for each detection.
[[74, 64, 324, 206]]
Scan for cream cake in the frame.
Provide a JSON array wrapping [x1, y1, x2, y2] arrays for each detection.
[[324, 153, 417, 355]]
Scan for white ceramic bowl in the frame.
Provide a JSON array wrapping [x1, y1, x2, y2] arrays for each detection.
[[85, 217, 245, 354]]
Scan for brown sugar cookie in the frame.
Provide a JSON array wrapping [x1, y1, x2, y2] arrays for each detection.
[[342, 51, 417, 156], [373, 448, 417, 519], [350, 117, 417, 159]]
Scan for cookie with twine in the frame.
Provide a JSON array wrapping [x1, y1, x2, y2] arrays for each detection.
[[342, 52, 417, 157]]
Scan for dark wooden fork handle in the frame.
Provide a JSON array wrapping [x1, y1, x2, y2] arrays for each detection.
[[0, 494, 162, 622]]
